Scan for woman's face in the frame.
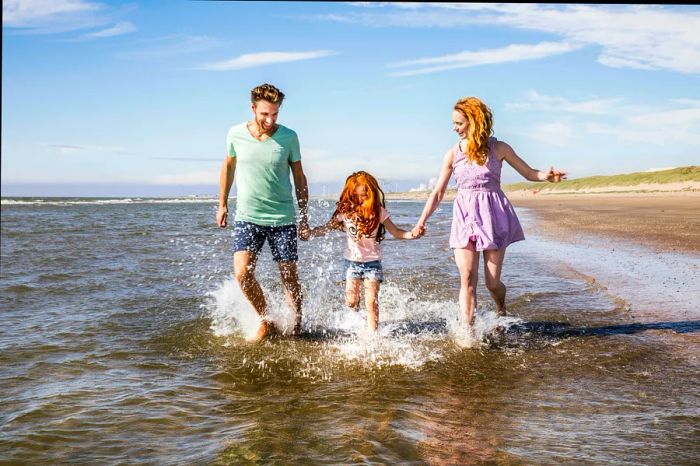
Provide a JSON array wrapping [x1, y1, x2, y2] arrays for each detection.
[[452, 110, 469, 140]]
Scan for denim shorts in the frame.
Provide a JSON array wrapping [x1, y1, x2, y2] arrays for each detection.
[[344, 259, 383, 282], [232, 221, 298, 262]]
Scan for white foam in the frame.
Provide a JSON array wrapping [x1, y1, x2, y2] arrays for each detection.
[[1, 198, 217, 206], [518, 210, 700, 320], [205, 277, 522, 368]]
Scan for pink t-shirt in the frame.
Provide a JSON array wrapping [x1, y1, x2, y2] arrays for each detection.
[[337, 207, 390, 262]]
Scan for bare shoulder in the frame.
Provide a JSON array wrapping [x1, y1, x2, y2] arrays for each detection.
[[442, 147, 455, 165]]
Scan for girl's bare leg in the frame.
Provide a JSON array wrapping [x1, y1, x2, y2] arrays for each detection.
[[345, 279, 362, 310], [483, 248, 507, 316], [364, 279, 381, 331], [454, 243, 480, 327]]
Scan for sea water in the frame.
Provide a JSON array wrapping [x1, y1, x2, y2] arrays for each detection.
[[1, 198, 698, 464]]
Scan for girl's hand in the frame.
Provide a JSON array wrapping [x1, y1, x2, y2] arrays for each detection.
[[545, 166, 567, 183], [411, 224, 426, 239], [298, 221, 311, 241]]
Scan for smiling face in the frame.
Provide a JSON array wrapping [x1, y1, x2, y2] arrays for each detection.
[[251, 100, 280, 134], [452, 109, 469, 140]]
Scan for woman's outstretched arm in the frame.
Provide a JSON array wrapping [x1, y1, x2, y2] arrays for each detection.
[[496, 141, 567, 182], [413, 148, 455, 236]]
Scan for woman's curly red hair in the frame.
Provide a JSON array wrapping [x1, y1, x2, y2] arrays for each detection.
[[333, 171, 385, 242], [454, 97, 493, 166]]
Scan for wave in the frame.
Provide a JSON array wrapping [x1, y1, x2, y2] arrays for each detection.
[[1, 197, 218, 206]]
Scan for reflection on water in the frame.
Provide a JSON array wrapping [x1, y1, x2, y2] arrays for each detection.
[[1, 199, 698, 464]]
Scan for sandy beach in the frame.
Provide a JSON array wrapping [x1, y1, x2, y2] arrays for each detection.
[[509, 191, 700, 254]]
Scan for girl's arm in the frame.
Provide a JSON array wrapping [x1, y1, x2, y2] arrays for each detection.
[[308, 218, 343, 238], [413, 148, 454, 235], [496, 141, 567, 182], [383, 218, 416, 240]]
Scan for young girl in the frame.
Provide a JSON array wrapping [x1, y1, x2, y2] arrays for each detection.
[[413, 96, 566, 331], [309, 171, 418, 331]]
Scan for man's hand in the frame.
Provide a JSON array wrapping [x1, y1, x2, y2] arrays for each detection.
[[216, 206, 228, 228]]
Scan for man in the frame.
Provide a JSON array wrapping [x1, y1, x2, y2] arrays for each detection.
[[216, 83, 310, 341]]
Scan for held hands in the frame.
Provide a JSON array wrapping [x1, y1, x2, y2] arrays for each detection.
[[411, 223, 426, 239], [545, 166, 567, 183], [298, 219, 311, 241], [216, 206, 228, 228]]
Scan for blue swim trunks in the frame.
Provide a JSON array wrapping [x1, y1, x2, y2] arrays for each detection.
[[232, 221, 298, 262], [344, 259, 383, 282]]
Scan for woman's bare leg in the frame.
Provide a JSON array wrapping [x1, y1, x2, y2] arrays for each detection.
[[483, 248, 507, 316], [454, 243, 480, 327]]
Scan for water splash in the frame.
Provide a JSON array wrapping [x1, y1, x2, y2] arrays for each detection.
[[205, 278, 522, 367]]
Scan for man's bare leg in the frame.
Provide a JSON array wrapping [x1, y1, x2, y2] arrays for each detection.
[[278, 261, 303, 335], [234, 250, 274, 341]]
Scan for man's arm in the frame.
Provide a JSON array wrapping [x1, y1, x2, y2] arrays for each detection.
[[290, 160, 310, 240], [217, 156, 236, 227]]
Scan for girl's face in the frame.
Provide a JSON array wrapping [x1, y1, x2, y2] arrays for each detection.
[[354, 184, 369, 204], [452, 110, 469, 140]]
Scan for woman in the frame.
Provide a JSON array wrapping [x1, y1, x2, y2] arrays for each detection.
[[412, 97, 566, 330]]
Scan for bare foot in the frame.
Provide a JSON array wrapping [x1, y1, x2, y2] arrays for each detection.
[[247, 320, 277, 342], [496, 307, 507, 317]]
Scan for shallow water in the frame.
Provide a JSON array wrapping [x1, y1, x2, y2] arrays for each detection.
[[1, 198, 698, 464]]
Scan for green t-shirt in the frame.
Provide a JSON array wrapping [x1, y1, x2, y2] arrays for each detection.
[[227, 122, 301, 226]]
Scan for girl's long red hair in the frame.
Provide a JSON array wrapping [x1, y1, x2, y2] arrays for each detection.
[[333, 171, 385, 242]]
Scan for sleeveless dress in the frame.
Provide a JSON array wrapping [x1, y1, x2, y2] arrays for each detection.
[[449, 137, 525, 250]]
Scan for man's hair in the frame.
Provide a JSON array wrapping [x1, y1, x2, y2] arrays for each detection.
[[251, 83, 285, 105]]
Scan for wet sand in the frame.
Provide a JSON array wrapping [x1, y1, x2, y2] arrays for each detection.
[[509, 191, 700, 254]]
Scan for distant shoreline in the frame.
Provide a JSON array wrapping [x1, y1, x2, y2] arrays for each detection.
[[384, 181, 700, 201]]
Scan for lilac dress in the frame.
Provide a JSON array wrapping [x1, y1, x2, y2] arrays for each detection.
[[449, 137, 525, 250]]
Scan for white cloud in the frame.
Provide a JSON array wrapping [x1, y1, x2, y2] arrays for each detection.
[[389, 41, 582, 76], [3, 0, 106, 33], [41, 142, 127, 154], [301, 147, 438, 183], [81, 20, 134, 39], [118, 35, 225, 60], [201, 50, 337, 71], [511, 92, 700, 146], [530, 122, 575, 147], [3, 0, 99, 24], [329, 4, 700, 75], [508, 90, 624, 115]]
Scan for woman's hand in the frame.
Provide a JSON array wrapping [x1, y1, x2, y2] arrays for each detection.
[[411, 223, 426, 239], [544, 166, 567, 183]]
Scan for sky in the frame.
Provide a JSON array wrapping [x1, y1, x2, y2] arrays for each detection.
[[2, 1, 700, 197]]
